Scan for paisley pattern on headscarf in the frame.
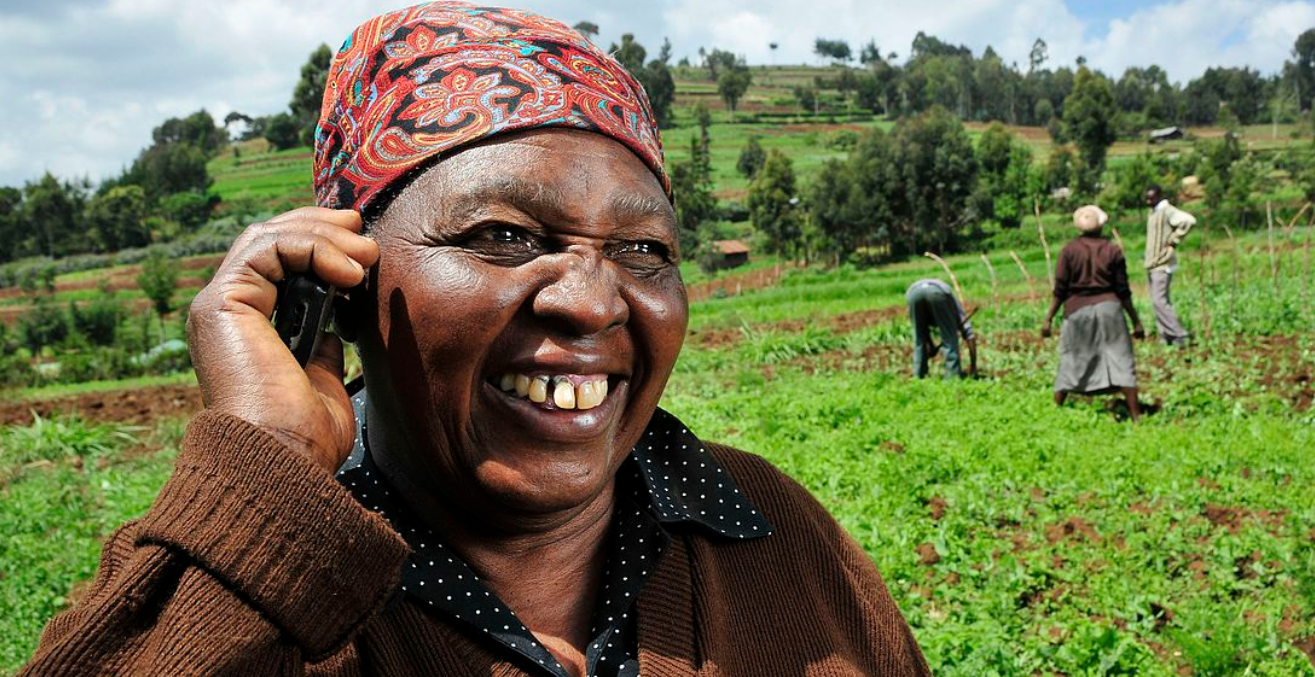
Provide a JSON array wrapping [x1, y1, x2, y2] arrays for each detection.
[[313, 2, 669, 213]]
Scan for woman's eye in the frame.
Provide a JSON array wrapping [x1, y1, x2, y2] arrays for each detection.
[[465, 224, 542, 263], [608, 240, 673, 272]]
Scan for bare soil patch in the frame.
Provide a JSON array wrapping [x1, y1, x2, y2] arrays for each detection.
[[0, 383, 202, 427]]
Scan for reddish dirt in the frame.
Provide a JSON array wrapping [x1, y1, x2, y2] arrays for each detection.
[[1202, 503, 1288, 535], [927, 496, 948, 522], [0, 383, 203, 427], [915, 543, 941, 566], [685, 264, 787, 304], [1295, 636, 1315, 667], [1045, 517, 1101, 545]]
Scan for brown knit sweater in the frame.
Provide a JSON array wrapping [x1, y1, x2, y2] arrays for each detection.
[[20, 411, 931, 676]]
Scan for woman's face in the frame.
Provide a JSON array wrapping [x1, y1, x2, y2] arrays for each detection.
[[358, 129, 686, 524]]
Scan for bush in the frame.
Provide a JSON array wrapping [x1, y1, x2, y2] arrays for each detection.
[[68, 289, 124, 347], [58, 347, 136, 384], [0, 354, 33, 389], [17, 297, 68, 358]]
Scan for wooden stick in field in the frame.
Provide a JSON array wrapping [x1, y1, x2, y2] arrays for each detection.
[[1197, 216, 1211, 339], [1283, 202, 1312, 239], [1267, 201, 1279, 293], [1221, 221, 1240, 321], [1110, 227, 1125, 250], [983, 255, 999, 315], [1034, 200, 1055, 289], [1305, 209, 1314, 307], [979, 254, 1000, 315], [923, 252, 965, 305], [1009, 250, 1038, 304]]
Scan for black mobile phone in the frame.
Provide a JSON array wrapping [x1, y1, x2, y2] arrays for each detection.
[[274, 274, 336, 368]]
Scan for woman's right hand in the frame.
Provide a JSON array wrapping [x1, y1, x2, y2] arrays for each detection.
[[187, 208, 379, 473], [1040, 323, 1053, 339], [1133, 323, 1146, 340]]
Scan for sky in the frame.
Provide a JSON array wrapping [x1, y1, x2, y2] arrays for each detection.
[[2, 0, 1313, 187]]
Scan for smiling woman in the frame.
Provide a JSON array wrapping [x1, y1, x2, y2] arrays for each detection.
[[17, 4, 929, 676]]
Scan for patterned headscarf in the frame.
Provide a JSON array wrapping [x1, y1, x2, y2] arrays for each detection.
[[313, 2, 668, 214]]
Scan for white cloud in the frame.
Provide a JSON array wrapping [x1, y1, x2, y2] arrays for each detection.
[[1081, 0, 1315, 82], [2, 0, 1313, 187]]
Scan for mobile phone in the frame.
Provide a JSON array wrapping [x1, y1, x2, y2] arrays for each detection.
[[274, 274, 336, 368]]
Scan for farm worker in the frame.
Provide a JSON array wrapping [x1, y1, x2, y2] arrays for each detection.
[[1043, 205, 1146, 421], [19, 4, 932, 676], [1143, 183, 1196, 347], [906, 278, 977, 379]]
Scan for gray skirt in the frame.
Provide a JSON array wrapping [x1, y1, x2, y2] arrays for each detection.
[[1055, 300, 1137, 394]]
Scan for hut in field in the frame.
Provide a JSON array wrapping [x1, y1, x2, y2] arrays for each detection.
[[709, 240, 750, 270], [1149, 126, 1185, 143]]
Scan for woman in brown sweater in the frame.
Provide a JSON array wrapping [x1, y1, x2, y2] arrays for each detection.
[[1042, 205, 1146, 420], [19, 4, 930, 676]]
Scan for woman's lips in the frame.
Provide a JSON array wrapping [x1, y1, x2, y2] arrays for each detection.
[[481, 375, 627, 443]]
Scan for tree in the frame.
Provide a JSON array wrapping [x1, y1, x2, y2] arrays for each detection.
[[152, 110, 226, 157], [1028, 38, 1048, 74], [717, 59, 752, 120], [748, 150, 802, 254], [859, 40, 883, 66], [24, 173, 85, 258], [158, 190, 218, 232], [737, 136, 767, 179], [126, 141, 212, 202], [264, 112, 302, 150], [0, 186, 21, 263], [1062, 67, 1118, 194], [572, 21, 599, 41], [1289, 28, 1315, 112], [703, 48, 738, 81], [291, 44, 334, 147], [973, 123, 1036, 228], [889, 106, 978, 254], [670, 106, 716, 256], [137, 249, 179, 344], [814, 38, 852, 64], [87, 184, 150, 251], [611, 34, 646, 72]]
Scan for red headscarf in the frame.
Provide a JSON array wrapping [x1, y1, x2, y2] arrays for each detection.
[[313, 2, 668, 213]]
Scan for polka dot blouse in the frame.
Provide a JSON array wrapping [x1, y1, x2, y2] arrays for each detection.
[[337, 391, 773, 677]]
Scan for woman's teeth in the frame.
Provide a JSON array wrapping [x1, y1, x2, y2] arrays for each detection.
[[495, 373, 610, 410]]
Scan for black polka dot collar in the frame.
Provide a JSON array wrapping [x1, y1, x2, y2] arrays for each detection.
[[337, 388, 772, 677]]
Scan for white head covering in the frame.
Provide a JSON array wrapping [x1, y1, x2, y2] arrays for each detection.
[[1073, 204, 1108, 234]]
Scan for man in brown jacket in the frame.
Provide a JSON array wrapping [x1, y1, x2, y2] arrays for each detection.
[[19, 4, 931, 676]]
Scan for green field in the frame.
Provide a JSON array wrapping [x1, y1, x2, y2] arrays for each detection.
[[4, 214, 1315, 673]]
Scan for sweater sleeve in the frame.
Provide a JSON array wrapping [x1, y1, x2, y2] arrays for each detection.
[[703, 444, 933, 676], [1111, 247, 1132, 300], [19, 411, 410, 676], [1052, 245, 1072, 302]]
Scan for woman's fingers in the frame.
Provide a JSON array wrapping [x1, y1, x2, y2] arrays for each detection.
[[187, 207, 376, 473]]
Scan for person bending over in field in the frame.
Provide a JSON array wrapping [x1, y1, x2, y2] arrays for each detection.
[[19, 4, 931, 676], [906, 278, 977, 379], [1042, 205, 1145, 421]]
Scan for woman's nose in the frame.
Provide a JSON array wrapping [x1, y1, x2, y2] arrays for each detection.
[[531, 247, 629, 335]]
